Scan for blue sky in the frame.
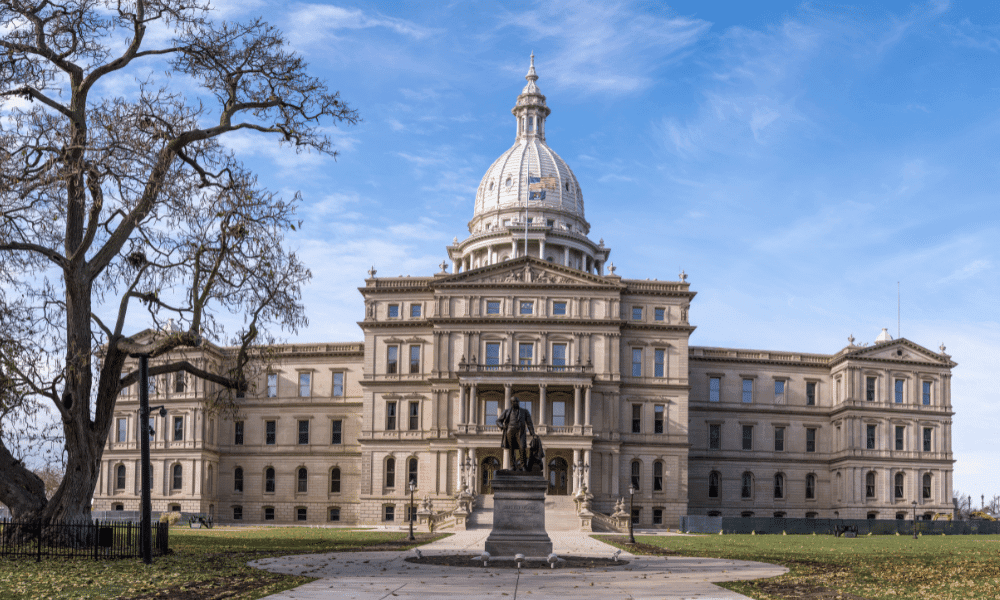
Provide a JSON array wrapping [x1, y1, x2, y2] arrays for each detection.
[[176, 1, 1000, 501]]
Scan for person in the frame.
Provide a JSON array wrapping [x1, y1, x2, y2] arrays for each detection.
[[497, 396, 536, 471]]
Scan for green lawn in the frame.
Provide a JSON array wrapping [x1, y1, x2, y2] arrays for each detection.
[[598, 533, 1000, 600], [0, 527, 448, 600]]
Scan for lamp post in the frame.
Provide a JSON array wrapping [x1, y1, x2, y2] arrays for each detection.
[[408, 479, 416, 541], [912, 500, 918, 539], [627, 484, 636, 544], [132, 354, 154, 564]]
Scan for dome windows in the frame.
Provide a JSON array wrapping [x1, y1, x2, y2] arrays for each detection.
[[505, 177, 512, 189], [489, 181, 494, 191]]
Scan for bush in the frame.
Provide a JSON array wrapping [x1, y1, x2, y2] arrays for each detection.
[[159, 512, 181, 526]]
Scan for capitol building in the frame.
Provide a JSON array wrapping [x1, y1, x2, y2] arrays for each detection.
[[93, 58, 957, 529]]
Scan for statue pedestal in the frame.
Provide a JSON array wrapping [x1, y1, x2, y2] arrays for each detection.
[[484, 470, 553, 557]]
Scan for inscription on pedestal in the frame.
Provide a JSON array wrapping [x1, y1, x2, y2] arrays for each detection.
[[484, 470, 553, 557]]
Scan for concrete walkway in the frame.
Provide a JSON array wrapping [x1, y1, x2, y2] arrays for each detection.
[[250, 530, 787, 600]]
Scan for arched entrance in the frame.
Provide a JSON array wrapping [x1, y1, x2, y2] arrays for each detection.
[[481, 457, 500, 494], [548, 457, 568, 495]]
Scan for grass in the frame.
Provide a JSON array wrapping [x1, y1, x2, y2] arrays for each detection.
[[597, 533, 1000, 600], [0, 526, 449, 600]]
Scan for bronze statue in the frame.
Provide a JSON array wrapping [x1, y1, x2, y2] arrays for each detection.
[[497, 396, 536, 471]]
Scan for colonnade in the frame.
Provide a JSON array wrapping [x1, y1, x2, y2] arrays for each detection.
[[457, 383, 592, 429], [451, 237, 604, 275]]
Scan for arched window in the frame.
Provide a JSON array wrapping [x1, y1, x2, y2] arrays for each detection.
[[330, 468, 341, 493], [866, 471, 876, 498], [922, 473, 932, 499], [708, 471, 720, 498], [630, 460, 641, 490], [806, 474, 816, 499], [116, 465, 126, 490], [386, 458, 396, 488], [408, 458, 418, 488], [741, 472, 753, 499], [895, 472, 905, 499], [172, 464, 183, 490], [653, 461, 663, 491], [234, 467, 244, 492], [773, 473, 784, 499], [265, 467, 275, 493], [298, 468, 308, 493]]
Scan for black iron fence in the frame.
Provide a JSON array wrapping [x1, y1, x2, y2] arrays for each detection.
[[681, 515, 1000, 535], [0, 519, 169, 561]]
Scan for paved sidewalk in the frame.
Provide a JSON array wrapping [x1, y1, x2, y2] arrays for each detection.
[[250, 530, 786, 600]]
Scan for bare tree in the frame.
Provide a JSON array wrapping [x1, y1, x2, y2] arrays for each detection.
[[0, 0, 358, 524]]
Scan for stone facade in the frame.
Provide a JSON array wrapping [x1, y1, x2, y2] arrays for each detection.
[[92, 58, 955, 528]]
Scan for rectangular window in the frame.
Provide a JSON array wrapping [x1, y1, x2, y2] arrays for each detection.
[[742, 425, 753, 450], [552, 343, 566, 368], [485, 400, 499, 426], [922, 381, 931, 405], [806, 428, 816, 452], [923, 427, 932, 452], [552, 301, 567, 316], [299, 373, 311, 397], [297, 508, 307, 522], [174, 372, 186, 393], [387, 346, 398, 374], [145, 416, 154, 441], [742, 379, 753, 403], [329, 508, 341, 522], [388, 304, 399, 318], [631, 348, 642, 377], [774, 427, 785, 452], [866, 377, 876, 401], [518, 342, 533, 365], [234, 421, 244, 446], [551, 401, 566, 427], [384, 505, 394, 521], [709, 377, 720, 402], [173, 416, 184, 441], [653, 405, 664, 434], [774, 380, 785, 404], [806, 382, 816, 406], [631, 404, 642, 434], [653, 508, 663, 525], [298, 420, 309, 445], [267, 373, 277, 398], [266, 420, 276, 445], [895, 379, 904, 403], [654, 349, 665, 378], [486, 300, 501, 314], [331, 420, 342, 445], [409, 345, 420, 373], [631, 508, 640, 524], [866, 424, 876, 449], [895, 425, 904, 450], [520, 301, 533, 315], [117, 418, 127, 443], [332, 372, 344, 397], [654, 307, 665, 321], [546, 219, 554, 227], [632, 306, 643, 320], [410, 304, 421, 317], [233, 506, 243, 520], [709, 424, 721, 449], [409, 401, 419, 430], [486, 342, 501, 366], [148, 375, 157, 396], [386, 401, 397, 431], [264, 507, 274, 521]]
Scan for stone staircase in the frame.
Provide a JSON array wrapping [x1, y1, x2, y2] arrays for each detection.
[[545, 495, 583, 531], [467, 495, 494, 530]]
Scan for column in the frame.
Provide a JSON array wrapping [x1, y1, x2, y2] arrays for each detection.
[[572, 449, 581, 494], [563, 246, 569, 266], [457, 448, 466, 491], [512, 236, 517, 258], [574, 385, 582, 427], [459, 385, 467, 425], [611, 451, 620, 496], [538, 384, 547, 426], [470, 384, 478, 427], [584, 386, 592, 427], [584, 449, 592, 492], [539, 239, 546, 261], [597, 260, 603, 276], [504, 383, 512, 410]]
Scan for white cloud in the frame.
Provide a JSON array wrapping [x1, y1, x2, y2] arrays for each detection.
[[285, 3, 439, 47], [939, 259, 991, 284]]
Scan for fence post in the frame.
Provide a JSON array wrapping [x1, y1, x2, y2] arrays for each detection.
[[36, 521, 42, 562]]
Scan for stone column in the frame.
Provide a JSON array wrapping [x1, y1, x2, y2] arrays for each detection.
[[539, 239, 546, 261], [504, 383, 512, 411], [538, 384, 547, 426], [572, 449, 581, 494], [512, 236, 517, 258], [611, 450, 620, 496], [457, 448, 466, 491], [574, 385, 582, 427], [459, 385, 467, 425], [584, 386, 592, 427], [584, 449, 592, 491], [470, 384, 478, 427], [563, 246, 569, 266]]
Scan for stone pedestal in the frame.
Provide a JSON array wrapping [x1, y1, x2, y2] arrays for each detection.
[[484, 470, 552, 557]]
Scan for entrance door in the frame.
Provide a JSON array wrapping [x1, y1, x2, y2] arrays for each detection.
[[548, 457, 568, 495], [481, 457, 500, 494]]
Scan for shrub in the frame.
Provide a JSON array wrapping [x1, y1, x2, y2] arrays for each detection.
[[160, 512, 181, 526]]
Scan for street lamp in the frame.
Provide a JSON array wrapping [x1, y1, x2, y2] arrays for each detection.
[[912, 500, 918, 539], [627, 484, 636, 544], [408, 479, 417, 541]]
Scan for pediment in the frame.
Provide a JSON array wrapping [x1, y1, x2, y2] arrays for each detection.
[[843, 339, 954, 367], [435, 257, 617, 288]]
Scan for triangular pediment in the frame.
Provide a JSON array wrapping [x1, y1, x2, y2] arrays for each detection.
[[435, 256, 619, 288], [840, 338, 955, 367]]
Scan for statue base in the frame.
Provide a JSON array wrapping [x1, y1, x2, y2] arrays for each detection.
[[484, 470, 552, 557]]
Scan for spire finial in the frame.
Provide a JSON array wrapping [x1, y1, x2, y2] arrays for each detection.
[[526, 52, 538, 81]]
